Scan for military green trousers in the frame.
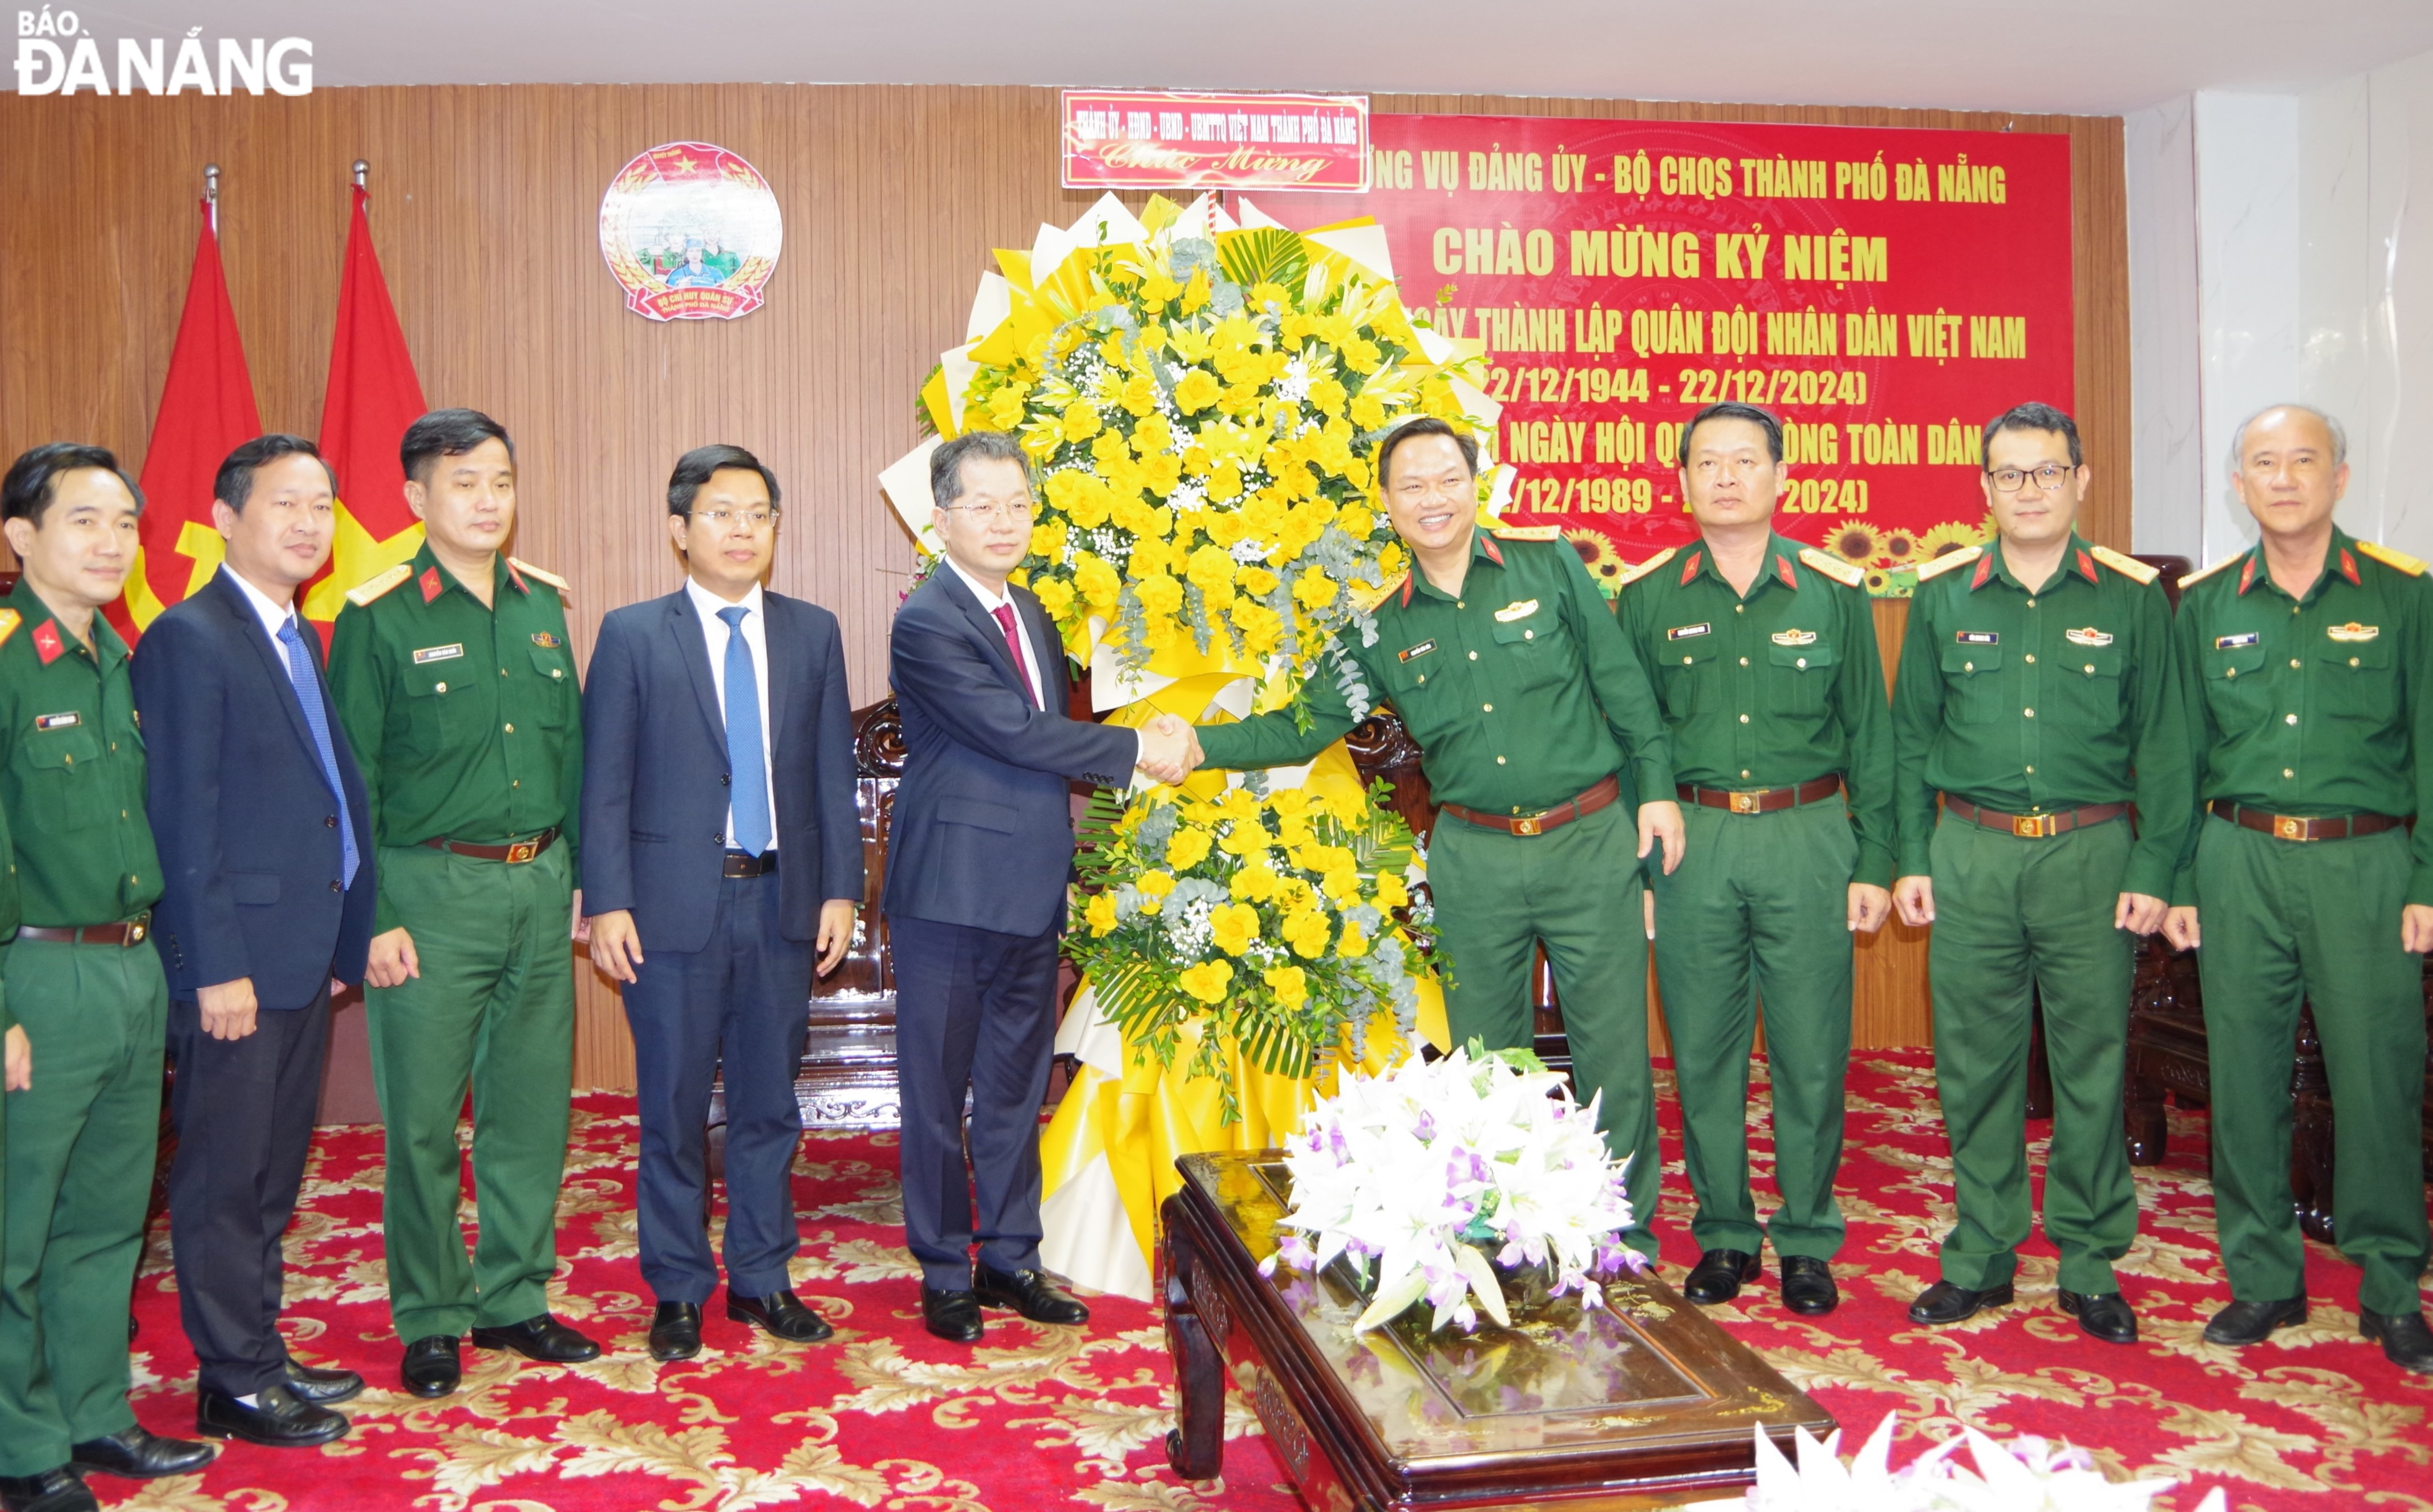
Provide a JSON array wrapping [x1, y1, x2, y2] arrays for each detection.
[[1429, 799, 1659, 1253], [1927, 813, 2137, 1294], [368, 841, 576, 1341], [2192, 819, 2430, 1314], [0, 940, 165, 1476], [1652, 800, 1854, 1259]]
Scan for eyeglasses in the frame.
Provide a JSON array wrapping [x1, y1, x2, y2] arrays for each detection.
[[1987, 464, 2075, 493], [692, 508, 778, 529], [939, 499, 1037, 524]]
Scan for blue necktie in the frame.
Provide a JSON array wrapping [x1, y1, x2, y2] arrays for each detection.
[[277, 618, 360, 887], [718, 605, 772, 856]]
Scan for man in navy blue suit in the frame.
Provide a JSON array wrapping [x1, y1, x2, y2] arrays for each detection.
[[581, 445, 864, 1363], [884, 430, 1190, 1344], [133, 434, 376, 1451]]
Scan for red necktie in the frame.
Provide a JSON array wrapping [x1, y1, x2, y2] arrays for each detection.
[[991, 602, 1039, 708]]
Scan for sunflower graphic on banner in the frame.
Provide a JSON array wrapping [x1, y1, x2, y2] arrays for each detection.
[[881, 192, 1493, 1298]]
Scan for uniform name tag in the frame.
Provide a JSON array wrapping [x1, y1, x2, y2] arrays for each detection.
[[530, 631, 563, 649], [2064, 627, 2114, 647], [33, 712, 78, 730], [1770, 629, 1817, 646], [2327, 622, 2380, 642], [1494, 599, 1540, 622], [412, 643, 465, 664], [2214, 632, 2260, 650], [1956, 631, 1998, 645], [1666, 622, 1712, 641], [1398, 639, 1437, 662]]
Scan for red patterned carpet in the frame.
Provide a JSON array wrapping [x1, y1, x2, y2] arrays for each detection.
[[104, 1052, 2429, 1511]]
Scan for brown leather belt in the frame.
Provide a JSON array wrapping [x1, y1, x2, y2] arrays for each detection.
[[18, 914, 151, 947], [1678, 774, 1843, 815], [1441, 775, 1620, 837], [2210, 800, 2405, 843], [1945, 796, 2128, 839], [420, 827, 559, 864], [723, 849, 778, 878]]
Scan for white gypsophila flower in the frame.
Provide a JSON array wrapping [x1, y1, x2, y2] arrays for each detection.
[[1169, 480, 1208, 514]]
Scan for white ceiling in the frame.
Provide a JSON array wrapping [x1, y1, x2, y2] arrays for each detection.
[[39, 0, 2433, 113]]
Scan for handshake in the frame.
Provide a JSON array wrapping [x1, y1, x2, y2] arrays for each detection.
[[1133, 712, 1206, 786]]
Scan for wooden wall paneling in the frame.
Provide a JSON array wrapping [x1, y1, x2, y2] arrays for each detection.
[[0, 85, 2126, 1082]]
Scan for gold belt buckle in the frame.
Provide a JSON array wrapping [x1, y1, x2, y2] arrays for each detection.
[[2011, 813, 2054, 839], [505, 840, 539, 864], [1510, 813, 1544, 837], [2274, 815, 2306, 841], [125, 918, 148, 945], [1729, 791, 1762, 814]]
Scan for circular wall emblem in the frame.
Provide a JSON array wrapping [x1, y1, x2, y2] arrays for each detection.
[[599, 142, 782, 321]]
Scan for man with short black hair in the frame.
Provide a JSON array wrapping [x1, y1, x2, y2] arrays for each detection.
[[1179, 416, 1684, 1257], [0, 444, 212, 1512], [2167, 403, 2433, 1372], [1891, 402, 2189, 1344], [328, 409, 596, 1398], [1617, 401, 1892, 1317], [583, 445, 864, 1362], [136, 433, 376, 1449]]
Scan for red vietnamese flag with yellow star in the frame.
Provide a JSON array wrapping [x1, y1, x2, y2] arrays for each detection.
[[302, 183, 427, 630], [116, 200, 263, 641]]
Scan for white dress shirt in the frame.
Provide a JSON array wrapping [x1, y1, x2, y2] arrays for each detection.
[[687, 576, 778, 850], [224, 564, 302, 645], [942, 556, 1047, 709]]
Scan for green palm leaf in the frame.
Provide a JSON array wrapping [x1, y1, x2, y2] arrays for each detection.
[[1219, 228, 1309, 293]]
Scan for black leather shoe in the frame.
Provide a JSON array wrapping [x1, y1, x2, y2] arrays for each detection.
[[1779, 1255, 1839, 1316], [2058, 1289, 2138, 1343], [469, 1314, 602, 1363], [922, 1286, 984, 1343], [2203, 1295, 2306, 1346], [197, 1382, 349, 1448], [282, 1357, 365, 1406], [728, 1288, 834, 1343], [2361, 1309, 2433, 1373], [975, 1265, 1090, 1325], [400, 1335, 461, 1397], [64, 1425, 213, 1480], [0, 1468, 97, 1512], [649, 1302, 703, 1361], [1907, 1278, 2014, 1325], [1682, 1249, 1761, 1304]]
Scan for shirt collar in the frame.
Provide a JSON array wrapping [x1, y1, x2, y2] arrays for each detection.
[[1974, 534, 2100, 593], [940, 554, 1016, 615], [6, 576, 126, 670], [220, 564, 300, 642], [685, 576, 764, 625], [2235, 527, 2362, 601], [411, 542, 517, 604], [1405, 527, 1501, 605], [1679, 533, 1803, 596]]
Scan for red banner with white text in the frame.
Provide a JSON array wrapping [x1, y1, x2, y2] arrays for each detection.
[[1251, 115, 2073, 592]]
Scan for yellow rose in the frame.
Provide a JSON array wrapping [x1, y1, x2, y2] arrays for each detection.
[[1134, 414, 1176, 455], [1337, 924, 1370, 958], [1173, 368, 1222, 414], [1164, 825, 1214, 871], [1135, 869, 1176, 916], [1128, 536, 1172, 581], [1307, 376, 1348, 417], [1209, 903, 1261, 956], [1135, 571, 1184, 621], [1122, 374, 1161, 418], [1085, 890, 1120, 935], [1062, 401, 1103, 444], [1267, 789, 1311, 817], [1072, 553, 1122, 613], [1292, 571, 1339, 610], [1341, 337, 1382, 374], [1206, 463, 1245, 504], [1281, 908, 1332, 959], [1177, 959, 1234, 1003], [1263, 965, 1309, 1009], [987, 384, 1032, 429], [1230, 862, 1280, 902], [1373, 871, 1410, 910], [1186, 544, 1238, 608], [1031, 576, 1075, 622], [1139, 450, 1184, 498], [1236, 565, 1280, 597]]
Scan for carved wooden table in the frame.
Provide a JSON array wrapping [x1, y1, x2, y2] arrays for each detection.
[[1162, 1152, 1833, 1512]]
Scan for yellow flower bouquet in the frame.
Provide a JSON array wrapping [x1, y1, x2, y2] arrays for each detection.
[[1066, 778, 1437, 1123]]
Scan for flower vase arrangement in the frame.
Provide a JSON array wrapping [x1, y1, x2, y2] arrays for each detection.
[[1746, 1415, 2227, 1512], [1259, 1042, 1643, 1335]]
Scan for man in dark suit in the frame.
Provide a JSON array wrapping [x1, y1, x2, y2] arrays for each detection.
[[884, 429, 1189, 1344], [133, 434, 376, 1451], [582, 445, 865, 1363]]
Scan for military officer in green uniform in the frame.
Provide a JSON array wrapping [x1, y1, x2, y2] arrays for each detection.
[[1890, 402, 2189, 1345], [1617, 402, 1893, 1317], [327, 410, 597, 1399], [0, 445, 213, 1512], [1174, 416, 1684, 1253], [2163, 403, 2433, 1373]]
